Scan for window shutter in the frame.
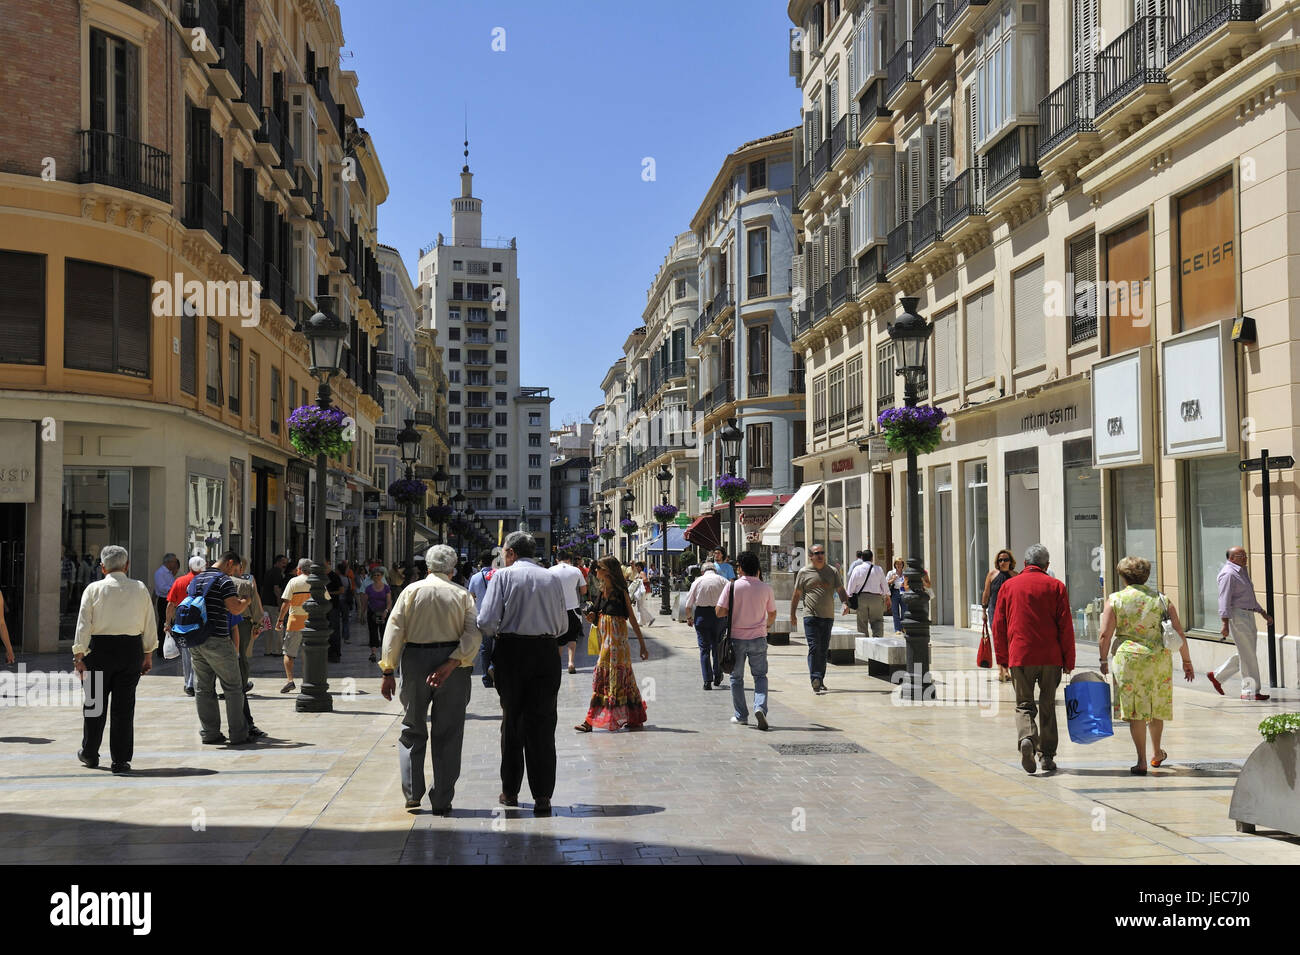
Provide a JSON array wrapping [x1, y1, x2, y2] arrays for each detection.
[[1013, 259, 1045, 366], [847, 43, 856, 95], [896, 152, 908, 225], [981, 288, 996, 380], [829, 76, 840, 124], [967, 84, 979, 164], [115, 268, 150, 377], [789, 29, 802, 77], [1070, 232, 1097, 323], [923, 124, 937, 202], [64, 260, 114, 373], [209, 125, 223, 199], [90, 30, 108, 132], [181, 311, 197, 395], [123, 39, 139, 141], [965, 288, 987, 384], [907, 139, 922, 218], [937, 109, 952, 190], [0, 251, 44, 365], [828, 216, 840, 277], [840, 208, 852, 271]]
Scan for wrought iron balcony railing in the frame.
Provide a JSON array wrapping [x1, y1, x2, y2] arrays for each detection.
[[1170, 0, 1262, 63], [1097, 16, 1170, 115], [1039, 72, 1097, 156], [886, 41, 914, 102], [984, 126, 1040, 200], [887, 221, 911, 272], [942, 166, 985, 230], [911, 196, 942, 254], [77, 129, 171, 203], [181, 179, 222, 242]]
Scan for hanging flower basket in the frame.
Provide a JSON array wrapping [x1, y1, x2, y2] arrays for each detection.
[[387, 478, 427, 505], [653, 503, 679, 523], [599, 528, 615, 540], [586, 533, 598, 543], [288, 405, 353, 459], [620, 518, 639, 534], [426, 503, 453, 524], [715, 474, 749, 504], [877, 405, 947, 455]]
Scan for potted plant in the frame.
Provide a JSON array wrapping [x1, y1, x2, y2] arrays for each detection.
[[387, 478, 427, 505], [653, 503, 679, 523], [426, 503, 453, 524], [1229, 712, 1300, 835], [620, 518, 639, 534], [715, 474, 749, 504], [288, 405, 353, 459], [876, 405, 947, 455], [599, 527, 615, 541]]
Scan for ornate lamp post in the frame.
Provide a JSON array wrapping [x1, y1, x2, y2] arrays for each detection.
[[450, 489, 466, 556], [602, 504, 613, 558], [431, 461, 450, 543], [620, 488, 635, 564], [397, 418, 421, 582], [888, 296, 934, 701], [656, 462, 673, 616], [720, 417, 744, 558], [297, 308, 347, 713]]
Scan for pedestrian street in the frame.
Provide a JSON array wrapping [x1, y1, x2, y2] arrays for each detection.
[[0, 617, 1296, 865]]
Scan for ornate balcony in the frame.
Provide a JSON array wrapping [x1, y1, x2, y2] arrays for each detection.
[[911, 195, 943, 256], [982, 126, 1041, 221], [812, 138, 830, 187], [830, 267, 852, 313], [831, 113, 860, 175], [1167, 1, 1263, 83], [180, 0, 219, 65], [210, 26, 243, 100], [857, 78, 893, 146], [1096, 16, 1171, 128], [886, 42, 919, 112], [886, 221, 912, 275], [855, 245, 889, 302], [77, 130, 170, 203], [181, 180, 222, 245], [912, 2, 952, 84], [941, 0, 990, 46], [1038, 72, 1101, 179]]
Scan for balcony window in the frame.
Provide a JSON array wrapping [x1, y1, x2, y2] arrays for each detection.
[[975, 2, 1042, 150], [746, 422, 773, 488], [813, 373, 827, 435], [846, 354, 864, 424], [529, 433, 542, 447], [270, 366, 281, 434], [1068, 231, 1098, 345], [746, 227, 768, 299], [64, 260, 150, 379], [875, 341, 895, 411], [828, 364, 845, 430], [204, 319, 222, 404], [0, 251, 44, 366], [227, 334, 241, 414], [529, 454, 542, 468]]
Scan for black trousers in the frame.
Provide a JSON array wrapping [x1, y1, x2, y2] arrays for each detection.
[[492, 635, 562, 801], [81, 634, 144, 765], [154, 595, 168, 648]]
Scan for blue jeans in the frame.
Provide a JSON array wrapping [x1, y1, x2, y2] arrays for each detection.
[[730, 638, 768, 721], [804, 616, 834, 684], [179, 643, 194, 691], [890, 591, 904, 633], [478, 634, 495, 685], [693, 608, 722, 684]]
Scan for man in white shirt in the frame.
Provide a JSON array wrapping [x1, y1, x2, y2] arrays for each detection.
[[843, 548, 891, 639], [74, 545, 157, 774], [152, 553, 178, 654], [549, 549, 588, 675], [684, 562, 729, 690]]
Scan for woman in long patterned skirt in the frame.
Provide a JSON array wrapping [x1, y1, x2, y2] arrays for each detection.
[[576, 556, 649, 732]]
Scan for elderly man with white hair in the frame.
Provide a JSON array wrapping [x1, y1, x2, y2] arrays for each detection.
[[73, 545, 157, 774], [164, 554, 211, 696], [379, 544, 482, 814], [684, 561, 728, 690]]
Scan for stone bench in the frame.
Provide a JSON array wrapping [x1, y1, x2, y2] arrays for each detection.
[[829, 626, 860, 665], [855, 636, 907, 678]]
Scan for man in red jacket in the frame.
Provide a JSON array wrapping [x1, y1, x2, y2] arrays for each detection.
[[992, 543, 1075, 775]]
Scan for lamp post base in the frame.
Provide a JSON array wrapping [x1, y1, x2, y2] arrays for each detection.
[[897, 573, 932, 703], [295, 562, 334, 713]]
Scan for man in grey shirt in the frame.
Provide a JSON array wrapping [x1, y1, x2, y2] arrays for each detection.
[[477, 531, 568, 816]]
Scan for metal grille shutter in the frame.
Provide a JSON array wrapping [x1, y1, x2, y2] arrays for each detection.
[[0, 251, 45, 365], [64, 260, 115, 373], [1069, 232, 1097, 322], [115, 268, 150, 377], [1013, 258, 1045, 366]]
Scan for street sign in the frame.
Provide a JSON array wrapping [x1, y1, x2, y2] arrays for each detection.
[[1239, 455, 1294, 472]]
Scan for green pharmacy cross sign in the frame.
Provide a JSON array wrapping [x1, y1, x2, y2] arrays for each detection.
[[674, 514, 691, 528]]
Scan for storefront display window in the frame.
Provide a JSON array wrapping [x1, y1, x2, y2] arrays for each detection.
[[825, 481, 844, 571], [1063, 438, 1102, 623], [964, 461, 989, 614], [61, 469, 132, 641], [188, 475, 226, 559], [1111, 466, 1157, 590], [1186, 456, 1242, 630], [1005, 447, 1040, 564], [845, 477, 862, 561]]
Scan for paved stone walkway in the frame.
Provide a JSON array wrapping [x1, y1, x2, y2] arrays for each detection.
[[0, 612, 1296, 864]]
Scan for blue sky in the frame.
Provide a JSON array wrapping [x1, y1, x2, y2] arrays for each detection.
[[339, 0, 801, 427]]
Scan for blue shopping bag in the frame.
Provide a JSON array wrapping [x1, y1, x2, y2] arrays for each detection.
[[1065, 672, 1113, 745]]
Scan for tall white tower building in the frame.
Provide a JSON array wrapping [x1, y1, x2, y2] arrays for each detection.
[[417, 149, 552, 553]]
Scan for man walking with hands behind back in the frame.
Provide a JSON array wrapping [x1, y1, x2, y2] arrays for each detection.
[[993, 544, 1075, 775], [1208, 546, 1272, 700], [476, 531, 568, 817], [790, 544, 850, 694]]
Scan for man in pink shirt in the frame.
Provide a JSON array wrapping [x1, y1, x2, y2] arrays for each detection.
[[715, 552, 777, 731]]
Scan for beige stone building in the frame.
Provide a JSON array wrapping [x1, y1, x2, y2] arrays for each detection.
[[0, 0, 387, 651], [777, 0, 1299, 686]]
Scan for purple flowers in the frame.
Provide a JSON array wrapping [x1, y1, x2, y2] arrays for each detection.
[[599, 528, 616, 540], [876, 404, 947, 455], [425, 503, 453, 524], [620, 518, 639, 533], [287, 405, 353, 459], [715, 474, 750, 504], [387, 478, 427, 505], [653, 503, 679, 523]]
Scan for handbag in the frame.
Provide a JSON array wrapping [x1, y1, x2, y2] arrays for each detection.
[[976, 612, 993, 668], [587, 625, 601, 657], [718, 580, 737, 675], [1159, 594, 1182, 651], [846, 564, 874, 611]]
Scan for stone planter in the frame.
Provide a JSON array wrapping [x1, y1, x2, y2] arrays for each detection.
[[1229, 731, 1300, 835]]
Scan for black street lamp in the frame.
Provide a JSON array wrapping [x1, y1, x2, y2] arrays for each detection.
[[397, 418, 421, 585], [888, 296, 934, 701], [602, 504, 613, 558], [620, 489, 635, 565], [656, 462, 673, 616], [720, 416, 743, 559], [431, 461, 450, 543], [450, 489, 466, 557], [297, 308, 347, 713]]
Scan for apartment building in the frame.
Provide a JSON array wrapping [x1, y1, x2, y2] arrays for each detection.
[[0, 0, 387, 651], [692, 130, 806, 558], [416, 160, 552, 554], [778, 0, 1298, 683]]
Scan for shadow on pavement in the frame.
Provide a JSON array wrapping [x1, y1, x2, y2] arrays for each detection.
[[0, 737, 54, 745]]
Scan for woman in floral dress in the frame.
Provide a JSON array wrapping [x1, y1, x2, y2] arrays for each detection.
[[1098, 556, 1194, 774], [575, 557, 649, 732]]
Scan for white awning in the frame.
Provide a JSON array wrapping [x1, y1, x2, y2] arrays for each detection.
[[760, 482, 822, 546]]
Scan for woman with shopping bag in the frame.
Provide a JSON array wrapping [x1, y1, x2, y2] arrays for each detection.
[[575, 557, 649, 732], [1098, 556, 1195, 774], [980, 549, 1017, 682]]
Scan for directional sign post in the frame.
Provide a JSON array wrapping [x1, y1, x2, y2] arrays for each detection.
[[1238, 449, 1292, 689]]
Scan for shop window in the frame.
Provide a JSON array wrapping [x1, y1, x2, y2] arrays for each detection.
[[60, 468, 132, 640], [1004, 447, 1041, 564], [270, 367, 281, 434], [187, 474, 225, 559], [1063, 438, 1102, 626], [1185, 456, 1242, 630], [205, 319, 222, 404], [964, 461, 990, 615], [1111, 465, 1158, 590]]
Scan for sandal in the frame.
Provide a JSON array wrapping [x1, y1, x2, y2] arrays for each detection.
[[574, 722, 592, 733], [1130, 764, 1147, 776], [1150, 749, 1168, 768]]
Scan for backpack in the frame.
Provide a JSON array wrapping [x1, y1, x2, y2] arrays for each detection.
[[172, 572, 221, 648]]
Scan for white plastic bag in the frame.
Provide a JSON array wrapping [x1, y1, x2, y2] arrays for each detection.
[[163, 632, 180, 660]]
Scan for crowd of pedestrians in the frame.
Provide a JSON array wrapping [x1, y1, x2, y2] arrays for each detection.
[[64, 528, 1278, 816]]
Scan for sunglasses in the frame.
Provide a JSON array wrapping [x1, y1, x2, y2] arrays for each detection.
[[810, 552, 826, 558], [997, 557, 1011, 564]]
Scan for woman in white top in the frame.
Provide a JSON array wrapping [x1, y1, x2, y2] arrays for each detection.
[[629, 561, 656, 627]]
